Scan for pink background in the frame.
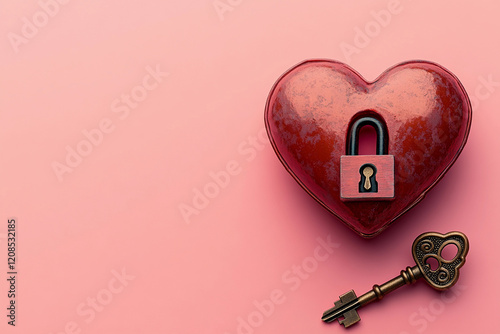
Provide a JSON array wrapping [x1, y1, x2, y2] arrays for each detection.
[[1, 1, 499, 333]]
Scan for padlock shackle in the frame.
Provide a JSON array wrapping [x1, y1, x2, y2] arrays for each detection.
[[346, 116, 388, 156]]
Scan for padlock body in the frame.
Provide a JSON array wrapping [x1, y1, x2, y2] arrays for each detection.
[[340, 155, 394, 201]]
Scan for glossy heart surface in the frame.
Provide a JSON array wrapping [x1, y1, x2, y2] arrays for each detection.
[[265, 60, 472, 237]]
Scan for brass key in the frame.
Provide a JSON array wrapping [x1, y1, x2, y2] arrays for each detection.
[[362, 166, 374, 190], [322, 231, 469, 328]]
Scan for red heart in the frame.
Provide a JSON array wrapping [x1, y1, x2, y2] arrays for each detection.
[[265, 60, 472, 237]]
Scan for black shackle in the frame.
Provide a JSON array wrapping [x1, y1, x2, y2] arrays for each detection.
[[346, 116, 389, 156]]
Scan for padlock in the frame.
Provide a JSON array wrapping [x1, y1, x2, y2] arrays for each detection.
[[340, 116, 395, 201]]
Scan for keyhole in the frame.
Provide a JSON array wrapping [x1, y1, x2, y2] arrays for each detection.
[[363, 166, 373, 190], [359, 164, 378, 193]]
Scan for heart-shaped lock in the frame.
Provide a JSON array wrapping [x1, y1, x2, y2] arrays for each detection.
[[265, 60, 472, 237]]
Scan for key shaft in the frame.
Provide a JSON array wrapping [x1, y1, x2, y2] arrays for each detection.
[[358, 265, 422, 307]]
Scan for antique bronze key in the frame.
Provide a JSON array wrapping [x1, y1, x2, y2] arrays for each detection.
[[322, 231, 469, 328]]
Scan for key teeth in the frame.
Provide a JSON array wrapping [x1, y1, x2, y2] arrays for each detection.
[[339, 290, 358, 302], [322, 290, 361, 326], [322, 291, 355, 318], [338, 309, 361, 328]]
